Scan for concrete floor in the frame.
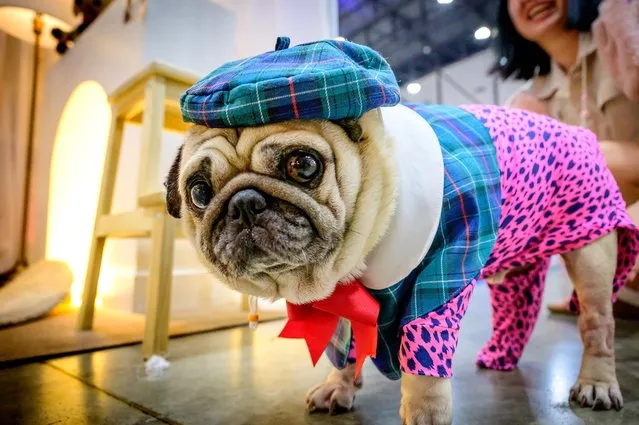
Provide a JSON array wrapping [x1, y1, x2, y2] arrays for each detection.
[[1, 265, 639, 425]]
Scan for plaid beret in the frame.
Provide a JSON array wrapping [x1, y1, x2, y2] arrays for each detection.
[[180, 37, 401, 128]]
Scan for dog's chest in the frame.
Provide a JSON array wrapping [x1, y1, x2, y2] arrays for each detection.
[[362, 103, 501, 319]]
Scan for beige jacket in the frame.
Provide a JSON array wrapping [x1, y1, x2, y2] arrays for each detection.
[[515, 32, 639, 143]]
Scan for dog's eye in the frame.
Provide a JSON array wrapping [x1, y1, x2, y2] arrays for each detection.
[[285, 151, 322, 185], [189, 181, 213, 209]]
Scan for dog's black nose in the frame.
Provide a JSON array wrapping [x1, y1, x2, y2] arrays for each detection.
[[228, 189, 267, 226]]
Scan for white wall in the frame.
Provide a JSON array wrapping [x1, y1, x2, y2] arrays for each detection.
[[400, 49, 524, 106], [210, 0, 339, 58]]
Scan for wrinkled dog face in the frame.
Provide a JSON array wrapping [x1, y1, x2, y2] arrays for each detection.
[[165, 113, 395, 304], [190, 150, 336, 281]]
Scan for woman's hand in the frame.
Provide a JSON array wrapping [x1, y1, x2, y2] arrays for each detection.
[[599, 140, 639, 206]]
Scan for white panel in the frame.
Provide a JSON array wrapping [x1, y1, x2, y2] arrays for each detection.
[[210, 0, 338, 58], [144, 0, 236, 74]]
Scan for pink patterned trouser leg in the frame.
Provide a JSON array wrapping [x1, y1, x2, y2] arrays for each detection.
[[399, 283, 475, 377], [476, 258, 550, 371]]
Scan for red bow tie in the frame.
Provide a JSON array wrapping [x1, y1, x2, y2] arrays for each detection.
[[278, 280, 380, 378]]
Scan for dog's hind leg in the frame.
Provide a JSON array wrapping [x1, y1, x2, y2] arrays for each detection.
[[562, 230, 623, 411], [476, 258, 550, 371]]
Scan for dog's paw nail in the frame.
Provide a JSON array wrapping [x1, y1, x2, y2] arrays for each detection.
[[569, 389, 578, 401], [328, 399, 350, 416], [613, 399, 623, 411], [610, 388, 624, 411], [328, 400, 339, 416], [579, 395, 590, 407]]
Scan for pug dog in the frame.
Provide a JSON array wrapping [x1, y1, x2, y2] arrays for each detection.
[[164, 101, 638, 425]]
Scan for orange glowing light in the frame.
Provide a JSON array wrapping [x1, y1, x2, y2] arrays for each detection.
[[46, 80, 112, 308]]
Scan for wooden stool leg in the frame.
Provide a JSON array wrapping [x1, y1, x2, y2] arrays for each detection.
[[142, 211, 176, 358], [78, 237, 106, 329], [137, 75, 166, 200], [77, 116, 125, 330]]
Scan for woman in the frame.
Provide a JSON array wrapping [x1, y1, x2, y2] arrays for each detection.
[[493, 0, 639, 318]]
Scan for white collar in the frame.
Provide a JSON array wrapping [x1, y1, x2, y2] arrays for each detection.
[[360, 104, 444, 290]]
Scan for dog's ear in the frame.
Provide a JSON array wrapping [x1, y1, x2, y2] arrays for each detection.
[[165, 145, 183, 218], [332, 119, 363, 143]]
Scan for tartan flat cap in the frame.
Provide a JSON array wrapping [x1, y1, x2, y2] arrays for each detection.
[[180, 37, 401, 128]]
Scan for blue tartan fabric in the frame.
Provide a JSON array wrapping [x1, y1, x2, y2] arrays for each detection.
[[324, 104, 502, 379], [180, 38, 401, 128]]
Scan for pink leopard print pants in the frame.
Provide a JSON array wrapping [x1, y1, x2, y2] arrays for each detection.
[[394, 105, 639, 378]]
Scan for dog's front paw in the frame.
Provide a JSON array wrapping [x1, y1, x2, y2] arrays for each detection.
[[305, 381, 357, 415], [400, 375, 452, 425], [570, 379, 623, 411], [400, 398, 452, 425], [305, 366, 361, 415]]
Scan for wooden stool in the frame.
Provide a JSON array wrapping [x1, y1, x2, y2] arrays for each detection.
[[77, 62, 199, 358]]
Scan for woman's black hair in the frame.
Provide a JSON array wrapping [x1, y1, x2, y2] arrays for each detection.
[[492, 0, 602, 81]]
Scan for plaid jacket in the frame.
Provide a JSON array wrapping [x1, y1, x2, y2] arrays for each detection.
[[325, 104, 502, 380]]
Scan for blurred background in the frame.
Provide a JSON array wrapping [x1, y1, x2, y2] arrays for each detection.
[[1, 1, 638, 424], [0, 0, 518, 353], [339, 0, 522, 104]]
